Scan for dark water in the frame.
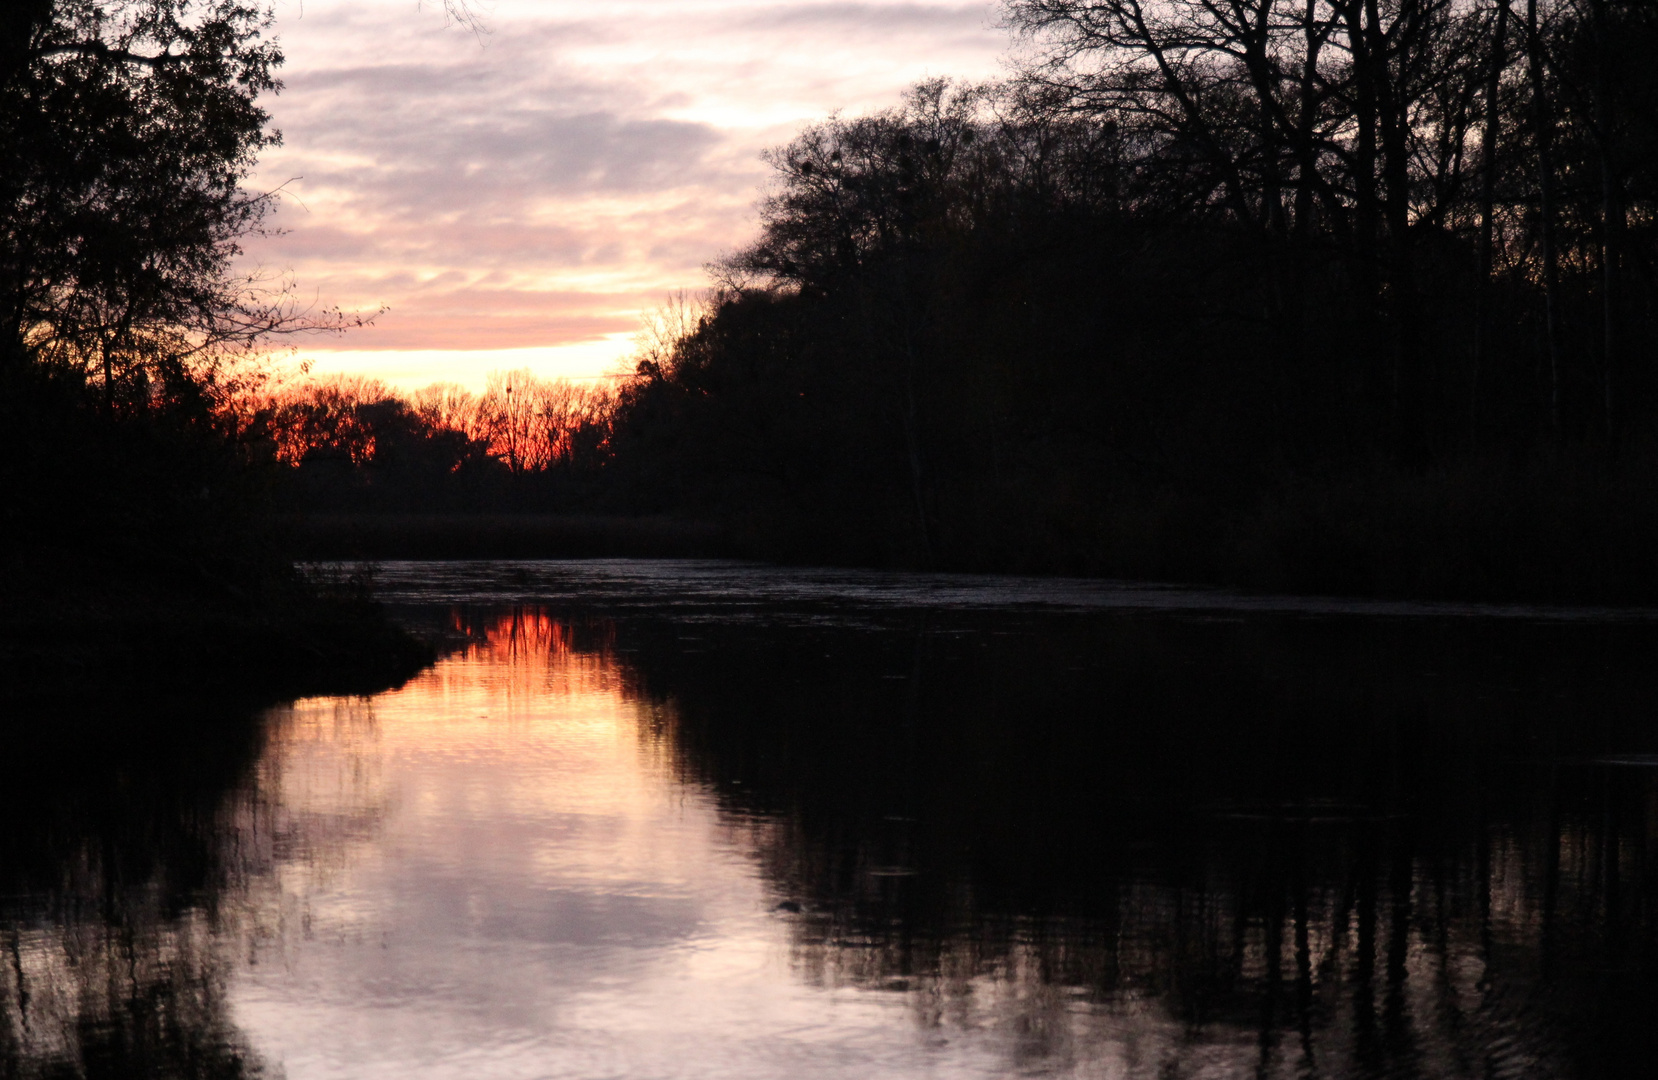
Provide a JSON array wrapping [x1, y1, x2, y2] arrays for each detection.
[[7, 560, 1658, 1079]]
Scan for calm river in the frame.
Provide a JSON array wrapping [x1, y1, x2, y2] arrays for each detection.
[[7, 559, 1658, 1078]]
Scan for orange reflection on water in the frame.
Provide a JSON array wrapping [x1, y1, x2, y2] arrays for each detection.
[[248, 608, 705, 955], [435, 607, 630, 704]]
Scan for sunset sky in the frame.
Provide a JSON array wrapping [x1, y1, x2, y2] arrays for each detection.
[[243, 0, 1011, 391]]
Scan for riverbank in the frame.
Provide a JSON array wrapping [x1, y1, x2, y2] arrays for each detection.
[[0, 575, 436, 707], [275, 452, 1658, 608]]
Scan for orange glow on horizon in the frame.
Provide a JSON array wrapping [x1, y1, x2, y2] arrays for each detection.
[[245, 371, 616, 471]]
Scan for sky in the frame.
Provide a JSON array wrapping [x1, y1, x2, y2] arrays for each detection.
[[242, 0, 1013, 392]]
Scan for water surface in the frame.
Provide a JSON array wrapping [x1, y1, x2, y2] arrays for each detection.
[[6, 560, 1658, 1078]]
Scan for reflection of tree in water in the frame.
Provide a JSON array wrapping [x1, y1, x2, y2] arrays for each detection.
[[625, 612, 1658, 1078], [0, 691, 408, 1079], [234, 696, 392, 971], [445, 607, 624, 699], [3, 908, 256, 1079], [0, 706, 275, 1079]]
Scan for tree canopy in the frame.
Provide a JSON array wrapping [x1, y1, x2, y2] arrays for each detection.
[[0, 0, 298, 408], [0, 0, 297, 595], [598, 1, 1658, 596]]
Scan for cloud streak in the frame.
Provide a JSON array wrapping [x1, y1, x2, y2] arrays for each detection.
[[245, 0, 1008, 387]]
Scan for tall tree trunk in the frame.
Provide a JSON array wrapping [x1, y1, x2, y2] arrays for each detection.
[[1373, 0, 1424, 460], [0, 0, 54, 372], [1348, 0, 1381, 305], [1252, 0, 1286, 236], [1525, 0, 1562, 435], [1294, 0, 1324, 241], [1472, 0, 1510, 440], [1591, 0, 1624, 450], [1287, 0, 1326, 457], [101, 348, 115, 415]]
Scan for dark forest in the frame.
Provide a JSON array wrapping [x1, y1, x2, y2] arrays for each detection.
[[601, 0, 1658, 599]]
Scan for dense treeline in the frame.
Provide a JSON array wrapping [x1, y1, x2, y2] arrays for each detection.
[[601, 0, 1658, 599], [247, 372, 613, 512]]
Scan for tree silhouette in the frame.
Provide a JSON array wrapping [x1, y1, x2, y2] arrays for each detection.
[[597, 26, 1658, 595], [0, 0, 298, 406]]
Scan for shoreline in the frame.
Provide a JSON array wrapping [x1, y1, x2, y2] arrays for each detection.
[[0, 586, 437, 708], [279, 494, 1658, 609]]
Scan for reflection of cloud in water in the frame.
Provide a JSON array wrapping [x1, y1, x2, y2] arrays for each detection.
[[229, 609, 918, 1080]]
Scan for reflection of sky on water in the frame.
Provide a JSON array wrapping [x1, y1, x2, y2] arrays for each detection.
[[229, 613, 958, 1079]]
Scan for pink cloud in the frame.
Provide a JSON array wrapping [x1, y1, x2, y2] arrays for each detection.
[[241, 0, 1008, 374]]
